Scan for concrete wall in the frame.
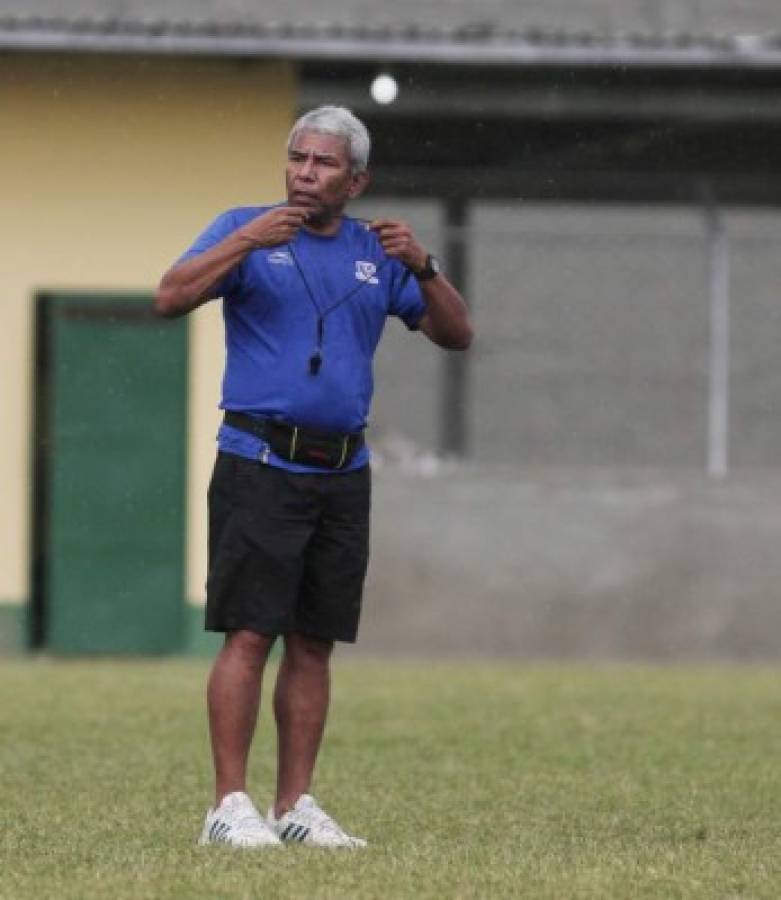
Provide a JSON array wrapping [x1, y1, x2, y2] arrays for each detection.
[[0, 52, 294, 615], [355, 465, 781, 662]]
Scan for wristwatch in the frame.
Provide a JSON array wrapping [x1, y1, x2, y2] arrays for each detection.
[[412, 254, 441, 282]]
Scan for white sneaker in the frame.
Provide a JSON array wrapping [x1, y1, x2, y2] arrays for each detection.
[[198, 791, 283, 848], [267, 794, 367, 848]]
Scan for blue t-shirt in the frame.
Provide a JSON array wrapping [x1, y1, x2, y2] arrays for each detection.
[[179, 205, 426, 473]]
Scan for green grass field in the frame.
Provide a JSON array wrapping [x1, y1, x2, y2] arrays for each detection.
[[2, 659, 781, 899]]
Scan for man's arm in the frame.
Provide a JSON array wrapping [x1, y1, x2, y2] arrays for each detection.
[[370, 218, 473, 350], [414, 277, 473, 350], [154, 206, 310, 318]]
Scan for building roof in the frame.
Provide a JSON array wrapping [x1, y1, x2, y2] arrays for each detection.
[[2, 13, 781, 70], [0, 0, 779, 33]]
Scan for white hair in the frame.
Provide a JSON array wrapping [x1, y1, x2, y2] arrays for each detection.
[[287, 106, 371, 174]]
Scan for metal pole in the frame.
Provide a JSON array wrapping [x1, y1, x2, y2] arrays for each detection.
[[705, 199, 730, 479], [440, 196, 470, 457]]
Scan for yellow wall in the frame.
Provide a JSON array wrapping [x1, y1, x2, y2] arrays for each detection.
[[0, 52, 295, 606]]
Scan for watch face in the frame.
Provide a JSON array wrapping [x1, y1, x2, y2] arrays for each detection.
[[429, 255, 441, 274]]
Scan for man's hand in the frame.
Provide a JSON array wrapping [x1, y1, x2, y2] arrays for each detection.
[[368, 218, 473, 351], [370, 218, 428, 272], [155, 206, 310, 318], [237, 206, 311, 249]]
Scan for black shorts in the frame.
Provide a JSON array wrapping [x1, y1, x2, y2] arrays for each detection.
[[206, 452, 371, 643]]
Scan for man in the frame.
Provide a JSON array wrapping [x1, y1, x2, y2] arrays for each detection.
[[155, 106, 472, 848]]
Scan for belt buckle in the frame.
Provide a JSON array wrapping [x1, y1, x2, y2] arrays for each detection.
[[287, 425, 350, 469]]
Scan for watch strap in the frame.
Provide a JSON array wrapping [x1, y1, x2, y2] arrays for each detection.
[[413, 254, 439, 282]]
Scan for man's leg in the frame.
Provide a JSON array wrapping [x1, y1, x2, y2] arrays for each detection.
[[207, 629, 276, 806], [272, 631, 334, 817]]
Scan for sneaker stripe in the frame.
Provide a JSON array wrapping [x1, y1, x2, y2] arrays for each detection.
[[209, 820, 232, 843], [280, 823, 310, 842]]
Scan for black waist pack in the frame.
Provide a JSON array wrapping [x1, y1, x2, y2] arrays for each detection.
[[224, 411, 364, 470]]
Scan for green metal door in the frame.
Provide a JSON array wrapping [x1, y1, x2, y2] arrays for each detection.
[[33, 294, 188, 654]]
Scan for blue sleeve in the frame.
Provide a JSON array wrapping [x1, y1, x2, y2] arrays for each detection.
[[387, 260, 426, 330], [176, 209, 243, 299]]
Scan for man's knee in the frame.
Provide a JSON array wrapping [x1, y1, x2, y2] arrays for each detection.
[[283, 632, 334, 669], [223, 629, 275, 667]]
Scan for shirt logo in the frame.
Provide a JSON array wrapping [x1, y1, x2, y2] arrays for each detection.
[[268, 250, 293, 266], [355, 260, 379, 284]]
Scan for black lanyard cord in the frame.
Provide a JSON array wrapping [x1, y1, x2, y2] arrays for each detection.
[[287, 240, 392, 376]]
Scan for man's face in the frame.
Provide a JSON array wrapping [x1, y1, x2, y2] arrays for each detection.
[[286, 130, 368, 225]]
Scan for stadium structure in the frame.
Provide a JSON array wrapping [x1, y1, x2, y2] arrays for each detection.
[[2, 0, 780, 659]]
